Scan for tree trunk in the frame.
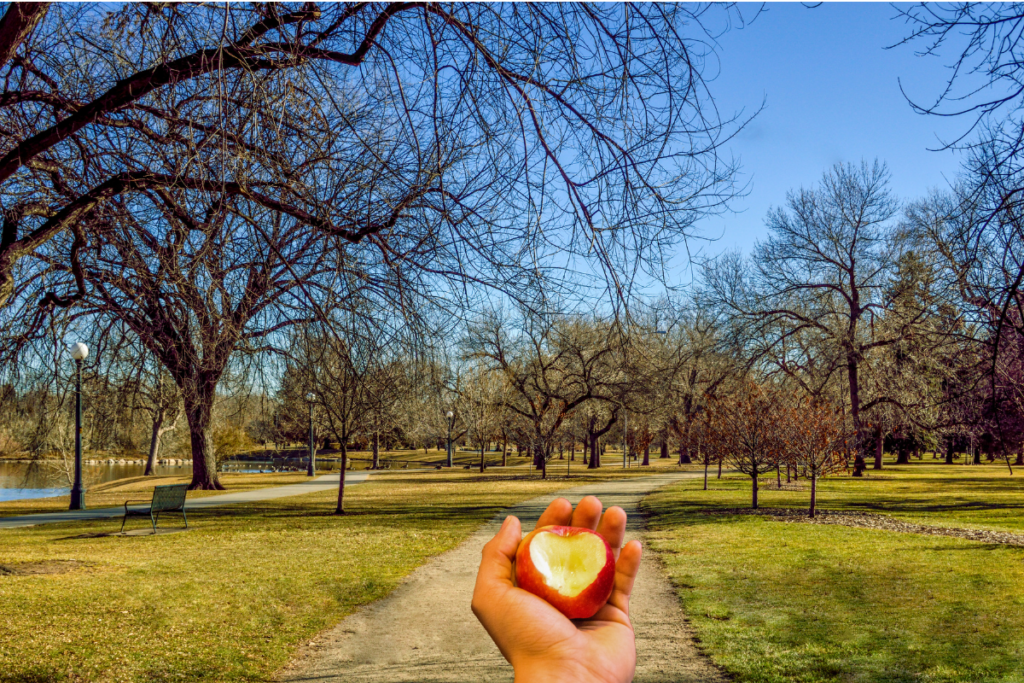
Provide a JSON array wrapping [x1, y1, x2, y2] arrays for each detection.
[[751, 472, 759, 509], [540, 445, 547, 479], [588, 433, 600, 469], [502, 441, 508, 467], [896, 445, 910, 465], [570, 443, 575, 461], [679, 444, 692, 464], [717, 458, 722, 478], [185, 390, 222, 490], [559, 443, 564, 459], [809, 471, 818, 518], [1015, 450, 1023, 467], [372, 432, 380, 469], [703, 459, 709, 491], [642, 444, 650, 466], [848, 359, 867, 476], [945, 439, 954, 465], [660, 440, 670, 459], [144, 411, 164, 476], [776, 463, 782, 488], [335, 440, 348, 514], [480, 443, 485, 473], [873, 426, 884, 470]]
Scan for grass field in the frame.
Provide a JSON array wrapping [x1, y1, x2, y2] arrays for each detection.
[[0, 462, 674, 683], [644, 461, 1024, 683]]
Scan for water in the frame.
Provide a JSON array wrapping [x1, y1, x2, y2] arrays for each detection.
[[0, 460, 192, 502]]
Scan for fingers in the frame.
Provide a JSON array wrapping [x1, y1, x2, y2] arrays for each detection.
[[596, 505, 627, 558], [605, 539, 642, 617], [477, 515, 522, 589], [570, 495, 603, 530], [537, 497, 627, 555], [535, 497, 572, 529]]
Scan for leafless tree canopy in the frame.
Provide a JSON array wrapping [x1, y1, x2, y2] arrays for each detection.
[[0, 2, 746, 315], [0, 2, 753, 488]]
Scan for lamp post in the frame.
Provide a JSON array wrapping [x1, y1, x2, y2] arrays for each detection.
[[306, 393, 316, 476], [446, 411, 455, 468], [69, 342, 88, 510]]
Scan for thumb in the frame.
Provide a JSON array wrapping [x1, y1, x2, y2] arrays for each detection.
[[479, 515, 522, 585]]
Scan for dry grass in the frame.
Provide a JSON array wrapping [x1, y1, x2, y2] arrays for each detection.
[[0, 464, 664, 683]]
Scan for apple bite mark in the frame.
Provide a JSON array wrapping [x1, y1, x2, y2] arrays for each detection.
[[530, 531, 608, 597], [515, 525, 617, 619]]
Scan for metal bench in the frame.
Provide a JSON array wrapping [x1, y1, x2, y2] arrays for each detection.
[[121, 483, 189, 532]]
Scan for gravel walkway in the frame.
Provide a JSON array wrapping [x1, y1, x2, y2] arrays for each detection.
[[278, 471, 726, 683], [703, 507, 1024, 547]]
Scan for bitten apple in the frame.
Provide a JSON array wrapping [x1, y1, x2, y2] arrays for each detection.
[[514, 525, 616, 619]]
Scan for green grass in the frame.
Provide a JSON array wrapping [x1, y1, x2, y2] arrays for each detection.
[[0, 465, 666, 683], [644, 461, 1024, 683]]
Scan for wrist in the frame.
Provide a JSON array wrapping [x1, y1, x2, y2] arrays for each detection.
[[513, 660, 591, 683]]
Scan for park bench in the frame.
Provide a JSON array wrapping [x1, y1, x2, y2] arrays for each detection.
[[121, 483, 189, 533]]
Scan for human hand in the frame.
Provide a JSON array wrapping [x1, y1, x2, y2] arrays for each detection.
[[471, 496, 643, 683]]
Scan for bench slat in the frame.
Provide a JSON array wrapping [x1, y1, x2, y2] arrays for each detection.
[[150, 484, 188, 512]]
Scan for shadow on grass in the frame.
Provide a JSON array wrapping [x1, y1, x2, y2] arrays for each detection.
[[0, 668, 88, 683]]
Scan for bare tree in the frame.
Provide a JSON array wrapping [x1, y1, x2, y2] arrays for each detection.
[[458, 362, 509, 473], [661, 302, 739, 465], [2, 3, 759, 489], [287, 316, 395, 513], [470, 309, 622, 478], [1, 189, 346, 489], [0, 3, 748, 318], [703, 161, 919, 476], [706, 380, 784, 509], [780, 398, 851, 517]]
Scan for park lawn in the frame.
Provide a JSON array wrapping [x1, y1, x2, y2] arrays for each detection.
[[678, 460, 1024, 533], [0, 472, 313, 517], [643, 463, 1024, 683], [0, 467, 650, 683]]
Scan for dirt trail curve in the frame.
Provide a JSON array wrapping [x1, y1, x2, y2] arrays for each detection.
[[278, 471, 726, 683]]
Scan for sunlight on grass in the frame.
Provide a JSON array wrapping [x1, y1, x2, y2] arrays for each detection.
[[0, 472, 598, 683], [645, 462, 1024, 683]]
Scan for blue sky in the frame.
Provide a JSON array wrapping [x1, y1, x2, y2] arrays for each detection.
[[681, 2, 976, 270]]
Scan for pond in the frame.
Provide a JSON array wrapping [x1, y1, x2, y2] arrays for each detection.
[[0, 460, 193, 502]]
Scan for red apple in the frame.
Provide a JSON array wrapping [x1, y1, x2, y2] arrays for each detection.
[[514, 525, 616, 619]]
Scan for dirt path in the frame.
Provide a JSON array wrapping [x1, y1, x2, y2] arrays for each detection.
[[278, 472, 726, 683]]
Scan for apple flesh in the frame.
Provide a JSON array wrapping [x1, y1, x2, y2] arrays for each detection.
[[515, 525, 615, 619]]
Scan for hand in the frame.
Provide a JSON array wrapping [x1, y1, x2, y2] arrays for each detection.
[[471, 496, 643, 683]]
